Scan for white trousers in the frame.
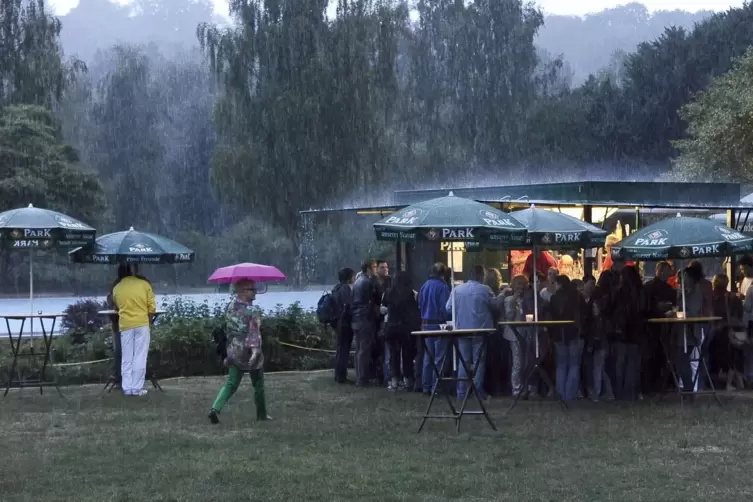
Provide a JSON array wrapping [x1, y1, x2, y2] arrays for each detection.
[[120, 326, 150, 394]]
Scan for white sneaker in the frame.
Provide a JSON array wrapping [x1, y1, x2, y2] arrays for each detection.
[[132, 389, 148, 397]]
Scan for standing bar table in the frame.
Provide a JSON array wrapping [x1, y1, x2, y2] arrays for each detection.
[[499, 320, 576, 414], [647, 316, 722, 406], [411, 328, 497, 434], [98, 310, 165, 393], [2, 313, 64, 397]]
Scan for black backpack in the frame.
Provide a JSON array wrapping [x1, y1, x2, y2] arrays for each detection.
[[316, 291, 340, 324], [212, 323, 228, 359]]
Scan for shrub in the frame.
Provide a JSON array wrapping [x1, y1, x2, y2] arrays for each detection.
[[0, 297, 339, 386], [61, 298, 108, 344]]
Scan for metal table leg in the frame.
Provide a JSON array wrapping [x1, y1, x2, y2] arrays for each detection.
[[453, 335, 496, 433], [3, 317, 25, 397], [417, 335, 458, 433], [505, 326, 567, 415], [658, 324, 721, 407], [37, 317, 63, 397]]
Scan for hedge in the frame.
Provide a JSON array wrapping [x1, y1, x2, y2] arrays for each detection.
[[0, 297, 338, 387]]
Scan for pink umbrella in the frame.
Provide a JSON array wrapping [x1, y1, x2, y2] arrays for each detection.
[[208, 263, 286, 283]]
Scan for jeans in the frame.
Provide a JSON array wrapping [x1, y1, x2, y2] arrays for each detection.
[[614, 342, 641, 400], [383, 341, 392, 385], [423, 336, 449, 393], [555, 340, 584, 401], [509, 330, 536, 396], [352, 322, 375, 385], [745, 344, 753, 381], [592, 344, 614, 400], [456, 336, 486, 399], [697, 327, 712, 390], [334, 323, 354, 383]]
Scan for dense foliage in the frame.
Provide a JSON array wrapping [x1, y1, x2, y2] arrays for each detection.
[[0, 297, 336, 385], [1, 0, 753, 294]]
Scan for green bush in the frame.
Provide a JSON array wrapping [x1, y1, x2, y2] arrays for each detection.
[[61, 298, 109, 344], [0, 297, 338, 387]]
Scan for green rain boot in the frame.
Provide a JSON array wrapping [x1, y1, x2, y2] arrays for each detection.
[[251, 370, 271, 421]]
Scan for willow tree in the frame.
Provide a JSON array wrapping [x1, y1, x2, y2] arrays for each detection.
[[406, 0, 543, 179], [90, 45, 165, 232], [198, 0, 405, 282], [0, 0, 84, 106]]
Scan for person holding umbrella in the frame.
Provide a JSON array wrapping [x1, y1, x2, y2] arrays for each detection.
[[208, 278, 271, 424]]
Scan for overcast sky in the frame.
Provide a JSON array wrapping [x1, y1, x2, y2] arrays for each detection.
[[50, 0, 745, 17]]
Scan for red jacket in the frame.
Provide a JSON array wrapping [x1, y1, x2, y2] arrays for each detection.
[[523, 251, 558, 279]]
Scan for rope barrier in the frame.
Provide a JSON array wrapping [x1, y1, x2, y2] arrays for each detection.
[[277, 341, 337, 354], [45, 343, 345, 368], [53, 358, 111, 368]]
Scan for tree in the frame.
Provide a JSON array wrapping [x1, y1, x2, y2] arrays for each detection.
[[89, 45, 165, 232], [0, 104, 106, 293], [199, 0, 405, 283], [0, 104, 104, 218], [612, 4, 753, 163], [0, 0, 84, 106], [671, 47, 753, 183], [153, 49, 222, 235], [404, 0, 544, 179]]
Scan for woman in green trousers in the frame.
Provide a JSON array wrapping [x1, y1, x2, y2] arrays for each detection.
[[208, 279, 271, 424]]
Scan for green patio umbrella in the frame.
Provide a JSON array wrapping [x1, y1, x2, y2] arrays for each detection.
[[373, 192, 527, 350], [612, 214, 753, 353], [373, 191, 528, 246], [509, 206, 608, 249], [69, 227, 195, 264], [610, 215, 753, 261], [507, 205, 608, 356], [0, 203, 96, 328], [0, 204, 95, 249]]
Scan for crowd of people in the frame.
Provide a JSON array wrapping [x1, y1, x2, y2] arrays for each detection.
[[327, 254, 753, 401]]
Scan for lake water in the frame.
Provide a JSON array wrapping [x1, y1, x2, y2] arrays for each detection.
[[0, 290, 324, 336]]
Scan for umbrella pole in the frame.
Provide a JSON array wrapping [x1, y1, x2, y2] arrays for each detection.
[[29, 251, 34, 339], [681, 269, 687, 353], [450, 250, 457, 372], [533, 248, 539, 358]]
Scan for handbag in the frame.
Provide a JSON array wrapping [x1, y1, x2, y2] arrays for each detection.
[[724, 294, 747, 346]]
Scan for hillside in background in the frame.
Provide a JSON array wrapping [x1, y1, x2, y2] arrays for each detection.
[[58, 1, 713, 81], [537, 2, 712, 83]]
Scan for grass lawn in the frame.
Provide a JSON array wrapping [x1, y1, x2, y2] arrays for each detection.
[[2, 373, 753, 501]]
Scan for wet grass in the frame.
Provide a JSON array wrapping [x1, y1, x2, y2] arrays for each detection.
[[1, 372, 753, 501]]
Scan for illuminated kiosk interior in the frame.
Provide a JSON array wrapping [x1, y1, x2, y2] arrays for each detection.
[[302, 181, 753, 286]]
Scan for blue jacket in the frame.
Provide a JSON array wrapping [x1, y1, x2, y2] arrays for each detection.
[[418, 277, 451, 327]]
